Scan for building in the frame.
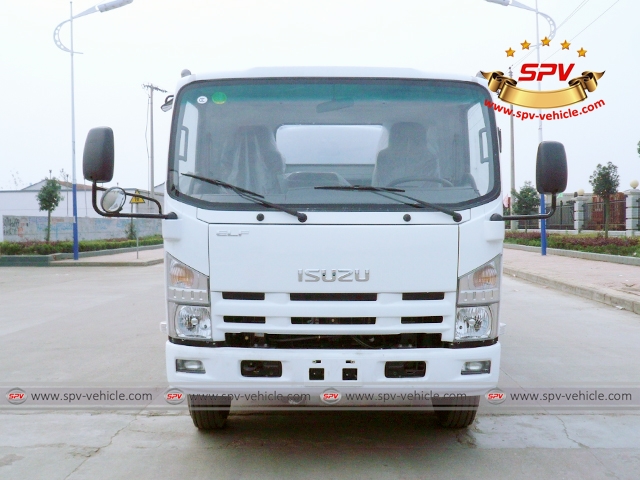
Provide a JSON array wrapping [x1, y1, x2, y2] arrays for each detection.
[[0, 180, 164, 242]]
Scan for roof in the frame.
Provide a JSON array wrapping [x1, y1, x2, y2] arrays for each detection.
[[175, 66, 485, 92], [21, 179, 92, 191]]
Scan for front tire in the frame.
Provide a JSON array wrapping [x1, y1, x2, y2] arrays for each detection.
[[432, 395, 480, 428], [187, 394, 231, 430]]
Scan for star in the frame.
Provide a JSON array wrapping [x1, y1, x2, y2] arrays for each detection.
[[577, 47, 587, 57], [506, 47, 516, 57], [521, 40, 531, 50], [541, 37, 551, 46], [561, 40, 571, 50]]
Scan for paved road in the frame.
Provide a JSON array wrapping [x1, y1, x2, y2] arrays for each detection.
[[1, 266, 639, 479], [504, 247, 640, 314]]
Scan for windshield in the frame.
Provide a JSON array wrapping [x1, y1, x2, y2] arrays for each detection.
[[168, 78, 499, 212]]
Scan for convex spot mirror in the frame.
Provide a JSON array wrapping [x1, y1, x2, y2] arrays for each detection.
[[536, 141, 568, 194], [83, 127, 115, 183], [101, 187, 127, 213]]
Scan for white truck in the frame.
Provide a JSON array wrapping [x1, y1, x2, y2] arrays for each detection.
[[83, 67, 567, 429]]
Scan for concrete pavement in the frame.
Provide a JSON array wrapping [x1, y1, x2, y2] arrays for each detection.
[[52, 247, 164, 267], [503, 246, 640, 315], [2, 271, 640, 479]]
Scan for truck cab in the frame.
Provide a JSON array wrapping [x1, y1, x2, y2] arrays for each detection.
[[83, 67, 567, 430]]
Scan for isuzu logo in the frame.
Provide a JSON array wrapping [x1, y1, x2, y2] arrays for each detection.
[[298, 269, 370, 282]]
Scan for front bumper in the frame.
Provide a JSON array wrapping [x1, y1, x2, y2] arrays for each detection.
[[166, 341, 500, 402]]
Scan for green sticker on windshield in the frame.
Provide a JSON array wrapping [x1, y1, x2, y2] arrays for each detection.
[[212, 92, 227, 104]]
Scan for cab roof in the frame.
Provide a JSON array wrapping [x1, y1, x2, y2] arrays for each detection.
[[175, 67, 485, 92]]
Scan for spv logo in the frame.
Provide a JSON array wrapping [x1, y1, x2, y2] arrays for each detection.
[[485, 389, 506, 405], [482, 38, 604, 109], [6, 388, 27, 405], [518, 63, 575, 82], [164, 389, 185, 405], [320, 389, 342, 405]]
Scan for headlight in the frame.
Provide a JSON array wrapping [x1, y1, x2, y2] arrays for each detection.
[[455, 305, 498, 340], [166, 254, 211, 340], [455, 256, 501, 342], [175, 305, 212, 339]]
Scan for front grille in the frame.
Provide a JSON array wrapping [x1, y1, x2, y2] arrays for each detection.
[[290, 293, 377, 302], [402, 292, 445, 301], [225, 332, 442, 349], [223, 316, 266, 324], [401, 316, 443, 324], [291, 317, 376, 325], [222, 292, 265, 300]]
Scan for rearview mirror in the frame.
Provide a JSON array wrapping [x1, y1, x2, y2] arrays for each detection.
[[83, 127, 114, 183], [536, 141, 567, 194], [101, 187, 127, 213], [161, 95, 174, 112]]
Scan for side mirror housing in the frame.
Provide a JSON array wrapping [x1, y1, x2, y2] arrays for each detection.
[[83, 127, 114, 183], [536, 141, 567, 194]]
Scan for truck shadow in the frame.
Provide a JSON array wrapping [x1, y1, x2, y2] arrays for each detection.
[[197, 410, 476, 450]]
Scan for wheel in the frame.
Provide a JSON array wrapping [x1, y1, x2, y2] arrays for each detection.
[[387, 176, 454, 188], [187, 394, 232, 430], [432, 395, 480, 428]]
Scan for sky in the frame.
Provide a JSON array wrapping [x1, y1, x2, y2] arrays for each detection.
[[1, 0, 637, 198]]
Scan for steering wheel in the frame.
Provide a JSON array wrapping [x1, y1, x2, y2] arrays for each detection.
[[387, 176, 454, 188]]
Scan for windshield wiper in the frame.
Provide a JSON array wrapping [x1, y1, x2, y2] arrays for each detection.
[[315, 185, 462, 222], [183, 173, 307, 223]]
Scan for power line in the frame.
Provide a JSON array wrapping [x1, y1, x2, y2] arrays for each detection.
[[555, 0, 591, 30], [568, 0, 620, 42], [542, 0, 620, 62], [509, 1, 589, 69], [510, 0, 615, 69]]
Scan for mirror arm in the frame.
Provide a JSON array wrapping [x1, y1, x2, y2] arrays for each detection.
[[490, 194, 557, 221], [91, 182, 177, 220]]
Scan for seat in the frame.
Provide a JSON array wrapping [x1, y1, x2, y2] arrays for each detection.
[[217, 126, 285, 195], [372, 122, 441, 187]]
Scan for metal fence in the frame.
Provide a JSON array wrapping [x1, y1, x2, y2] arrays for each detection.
[[516, 218, 540, 230], [583, 194, 626, 231], [507, 193, 631, 231], [546, 200, 575, 230]]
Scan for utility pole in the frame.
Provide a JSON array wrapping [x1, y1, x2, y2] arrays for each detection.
[[508, 66, 516, 232], [142, 83, 167, 201]]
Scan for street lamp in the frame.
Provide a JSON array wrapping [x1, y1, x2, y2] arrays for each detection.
[[53, 0, 134, 260], [485, 0, 556, 255]]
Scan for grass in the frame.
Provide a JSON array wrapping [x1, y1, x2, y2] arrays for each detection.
[[0, 236, 163, 256], [505, 232, 640, 257]]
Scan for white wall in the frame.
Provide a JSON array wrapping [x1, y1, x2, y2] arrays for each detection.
[[0, 189, 100, 219], [0, 188, 165, 242]]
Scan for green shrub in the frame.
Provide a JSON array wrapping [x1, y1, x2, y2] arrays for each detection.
[[505, 232, 640, 257], [0, 235, 163, 256]]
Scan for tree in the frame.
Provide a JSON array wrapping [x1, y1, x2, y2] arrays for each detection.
[[512, 181, 540, 232], [36, 179, 63, 243], [125, 219, 138, 240], [589, 162, 620, 238]]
